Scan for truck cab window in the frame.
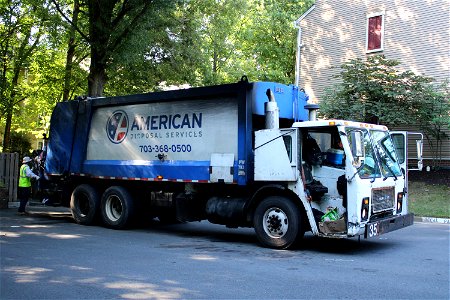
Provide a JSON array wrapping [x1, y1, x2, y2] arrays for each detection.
[[283, 135, 292, 162], [303, 133, 323, 166], [308, 131, 344, 168]]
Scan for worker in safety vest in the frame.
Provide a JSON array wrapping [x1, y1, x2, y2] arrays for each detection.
[[18, 156, 40, 215]]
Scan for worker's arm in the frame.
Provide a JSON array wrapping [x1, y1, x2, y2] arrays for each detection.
[[25, 165, 39, 180]]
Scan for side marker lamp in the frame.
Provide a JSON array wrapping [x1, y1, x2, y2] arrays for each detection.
[[396, 192, 404, 213], [361, 197, 370, 221]]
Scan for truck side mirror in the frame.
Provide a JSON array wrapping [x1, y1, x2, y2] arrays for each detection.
[[350, 131, 364, 157], [416, 139, 423, 171], [350, 131, 365, 168]]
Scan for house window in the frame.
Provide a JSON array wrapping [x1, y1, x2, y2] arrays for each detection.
[[366, 12, 384, 53]]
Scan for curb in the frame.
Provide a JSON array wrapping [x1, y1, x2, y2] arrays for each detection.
[[8, 201, 70, 213], [414, 216, 450, 224]]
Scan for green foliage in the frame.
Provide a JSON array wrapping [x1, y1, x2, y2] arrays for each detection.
[[415, 80, 450, 166], [83, 0, 183, 96], [103, 0, 315, 93], [234, 0, 314, 84], [0, 0, 63, 151], [409, 181, 450, 218], [8, 131, 32, 156], [1, 0, 314, 150], [320, 55, 450, 163], [105, 0, 206, 94], [319, 55, 437, 125]]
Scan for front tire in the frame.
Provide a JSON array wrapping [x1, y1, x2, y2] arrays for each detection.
[[253, 196, 301, 249], [101, 186, 134, 229], [70, 184, 100, 225]]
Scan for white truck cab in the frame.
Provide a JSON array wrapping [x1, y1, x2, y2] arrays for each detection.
[[254, 119, 422, 241]]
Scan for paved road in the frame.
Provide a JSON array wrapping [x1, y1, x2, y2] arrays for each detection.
[[1, 206, 449, 299]]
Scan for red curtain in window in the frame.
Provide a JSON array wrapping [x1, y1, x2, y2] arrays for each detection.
[[368, 15, 382, 51]]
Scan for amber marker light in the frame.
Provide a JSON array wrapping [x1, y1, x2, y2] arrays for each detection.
[[361, 197, 370, 221], [396, 192, 404, 213]]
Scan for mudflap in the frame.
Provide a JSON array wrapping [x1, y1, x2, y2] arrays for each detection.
[[365, 213, 414, 238]]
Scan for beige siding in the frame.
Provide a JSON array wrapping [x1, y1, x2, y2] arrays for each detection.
[[299, 0, 450, 101], [390, 125, 450, 166], [298, 0, 450, 164]]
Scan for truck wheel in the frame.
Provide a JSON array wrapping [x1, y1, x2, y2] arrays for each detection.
[[253, 196, 301, 249], [101, 186, 134, 229], [70, 184, 100, 225]]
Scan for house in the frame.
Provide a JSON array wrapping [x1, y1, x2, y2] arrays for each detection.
[[296, 0, 450, 168]]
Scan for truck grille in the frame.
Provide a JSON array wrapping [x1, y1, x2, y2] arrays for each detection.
[[372, 187, 395, 213]]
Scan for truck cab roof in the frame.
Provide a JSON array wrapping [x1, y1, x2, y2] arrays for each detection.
[[292, 119, 389, 131]]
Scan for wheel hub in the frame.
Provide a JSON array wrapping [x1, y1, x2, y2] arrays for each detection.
[[263, 208, 288, 238], [106, 195, 123, 221]]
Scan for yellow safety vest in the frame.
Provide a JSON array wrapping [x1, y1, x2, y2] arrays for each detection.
[[19, 164, 32, 188]]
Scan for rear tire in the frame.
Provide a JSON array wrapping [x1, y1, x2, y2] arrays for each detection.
[[101, 186, 134, 229], [70, 184, 100, 225], [253, 196, 301, 249]]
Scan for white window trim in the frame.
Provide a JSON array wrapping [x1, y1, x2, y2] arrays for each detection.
[[365, 11, 385, 53]]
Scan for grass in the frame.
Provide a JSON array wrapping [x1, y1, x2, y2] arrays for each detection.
[[408, 181, 450, 218]]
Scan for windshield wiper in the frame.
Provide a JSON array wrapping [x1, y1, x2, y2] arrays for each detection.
[[349, 160, 365, 182], [384, 163, 398, 181], [374, 144, 397, 181]]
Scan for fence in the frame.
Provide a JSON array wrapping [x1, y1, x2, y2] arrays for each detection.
[[0, 153, 19, 206]]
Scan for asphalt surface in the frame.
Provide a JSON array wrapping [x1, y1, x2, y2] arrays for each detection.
[[22, 200, 450, 224], [1, 203, 449, 299]]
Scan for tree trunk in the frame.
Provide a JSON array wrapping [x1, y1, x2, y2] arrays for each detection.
[[63, 0, 80, 101], [2, 61, 21, 152], [87, 0, 115, 97], [212, 47, 218, 84], [88, 65, 106, 97], [2, 109, 12, 152], [87, 42, 108, 97]]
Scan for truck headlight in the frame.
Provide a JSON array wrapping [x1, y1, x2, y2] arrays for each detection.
[[361, 197, 369, 221]]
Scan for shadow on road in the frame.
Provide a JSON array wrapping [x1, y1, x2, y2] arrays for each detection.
[[1, 206, 399, 255]]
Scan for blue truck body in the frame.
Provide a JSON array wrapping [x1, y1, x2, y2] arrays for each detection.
[[45, 80, 308, 186]]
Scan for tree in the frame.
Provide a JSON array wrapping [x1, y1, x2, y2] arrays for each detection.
[[106, 0, 315, 91], [103, 0, 250, 92], [104, 0, 206, 94], [52, 0, 180, 97], [415, 81, 450, 168], [62, 0, 89, 101], [232, 0, 314, 84], [320, 55, 450, 165], [193, 0, 249, 85], [8, 131, 32, 157], [1, 0, 315, 153], [0, 0, 56, 152], [320, 55, 436, 125]]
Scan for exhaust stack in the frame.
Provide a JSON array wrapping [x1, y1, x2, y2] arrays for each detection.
[[304, 103, 319, 121], [265, 89, 279, 129]]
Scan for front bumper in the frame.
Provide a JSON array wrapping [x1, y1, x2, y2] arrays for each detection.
[[365, 213, 414, 238]]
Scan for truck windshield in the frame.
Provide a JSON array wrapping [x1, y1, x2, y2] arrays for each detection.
[[346, 128, 402, 179], [370, 130, 402, 179]]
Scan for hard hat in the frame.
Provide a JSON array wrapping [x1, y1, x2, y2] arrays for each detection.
[[22, 156, 32, 164]]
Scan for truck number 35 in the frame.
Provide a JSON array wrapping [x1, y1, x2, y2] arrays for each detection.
[[369, 223, 379, 237]]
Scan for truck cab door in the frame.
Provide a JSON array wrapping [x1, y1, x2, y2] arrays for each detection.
[[390, 131, 424, 172]]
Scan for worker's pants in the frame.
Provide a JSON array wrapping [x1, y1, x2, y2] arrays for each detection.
[[18, 187, 31, 213]]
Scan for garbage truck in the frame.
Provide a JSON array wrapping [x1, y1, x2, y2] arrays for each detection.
[[41, 77, 422, 249]]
